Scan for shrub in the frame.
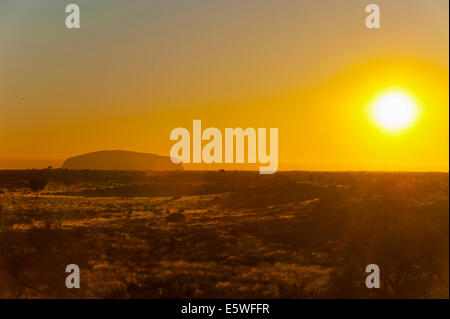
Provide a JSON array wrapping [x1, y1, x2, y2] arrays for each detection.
[[166, 213, 185, 223]]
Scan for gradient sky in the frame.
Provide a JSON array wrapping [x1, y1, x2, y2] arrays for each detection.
[[0, 0, 448, 170]]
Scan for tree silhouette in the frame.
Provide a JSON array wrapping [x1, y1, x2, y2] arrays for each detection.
[[28, 177, 48, 199]]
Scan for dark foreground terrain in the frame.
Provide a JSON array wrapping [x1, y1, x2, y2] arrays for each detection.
[[0, 169, 448, 298]]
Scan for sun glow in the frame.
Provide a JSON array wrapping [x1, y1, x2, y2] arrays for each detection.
[[370, 91, 419, 133]]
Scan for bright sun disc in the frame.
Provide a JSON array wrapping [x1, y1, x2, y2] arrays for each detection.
[[371, 91, 418, 132]]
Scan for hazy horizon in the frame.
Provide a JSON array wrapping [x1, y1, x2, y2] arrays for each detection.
[[0, 151, 448, 172]]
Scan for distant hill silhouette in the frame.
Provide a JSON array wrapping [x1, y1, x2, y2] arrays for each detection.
[[61, 150, 183, 171]]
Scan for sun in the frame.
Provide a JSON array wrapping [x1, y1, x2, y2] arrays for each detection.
[[370, 91, 419, 132]]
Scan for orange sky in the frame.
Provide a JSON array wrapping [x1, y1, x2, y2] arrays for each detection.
[[0, 0, 448, 170]]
